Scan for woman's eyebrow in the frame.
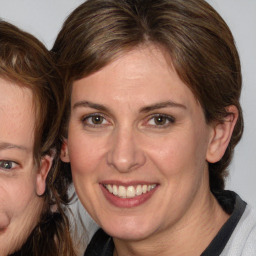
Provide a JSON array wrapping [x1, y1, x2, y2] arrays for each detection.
[[0, 142, 27, 151], [139, 101, 186, 113], [73, 100, 109, 112], [73, 100, 186, 113]]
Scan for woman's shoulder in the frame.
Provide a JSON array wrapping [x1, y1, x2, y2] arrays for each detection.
[[220, 199, 256, 255]]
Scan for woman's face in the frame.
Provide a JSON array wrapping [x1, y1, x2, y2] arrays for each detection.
[[0, 78, 49, 255], [63, 45, 217, 241]]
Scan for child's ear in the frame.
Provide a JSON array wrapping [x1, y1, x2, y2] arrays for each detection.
[[206, 105, 238, 163], [60, 138, 70, 163], [36, 154, 53, 196]]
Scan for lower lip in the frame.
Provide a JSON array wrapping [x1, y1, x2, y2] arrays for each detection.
[[100, 184, 158, 208]]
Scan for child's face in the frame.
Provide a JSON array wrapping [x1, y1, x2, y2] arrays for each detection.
[[0, 78, 50, 255]]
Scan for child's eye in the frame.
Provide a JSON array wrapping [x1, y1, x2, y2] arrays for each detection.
[[0, 160, 18, 170], [147, 114, 175, 128]]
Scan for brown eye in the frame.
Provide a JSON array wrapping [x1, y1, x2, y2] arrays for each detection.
[[147, 114, 175, 128], [82, 114, 109, 127], [91, 115, 104, 124], [154, 116, 167, 125]]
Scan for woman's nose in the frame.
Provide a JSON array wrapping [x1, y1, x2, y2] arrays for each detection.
[[106, 127, 146, 173]]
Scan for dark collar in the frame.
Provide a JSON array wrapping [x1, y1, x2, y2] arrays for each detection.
[[84, 191, 246, 256], [201, 191, 246, 256]]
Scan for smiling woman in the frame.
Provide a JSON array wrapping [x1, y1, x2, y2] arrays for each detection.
[[52, 0, 256, 255], [0, 21, 76, 256]]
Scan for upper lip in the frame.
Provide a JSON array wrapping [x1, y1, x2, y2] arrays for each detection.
[[100, 180, 158, 186]]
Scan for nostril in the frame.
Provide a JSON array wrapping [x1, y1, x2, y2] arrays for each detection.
[[0, 212, 11, 231], [106, 130, 146, 172], [107, 149, 146, 173]]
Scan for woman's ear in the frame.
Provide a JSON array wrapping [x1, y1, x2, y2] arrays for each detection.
[[36, 154, 53, 196], [60, 138, 70, 163], [206, 105, 238, 163]]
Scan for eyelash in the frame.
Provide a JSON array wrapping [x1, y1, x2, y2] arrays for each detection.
[[145, 114, 175, 128], [0, 160, 18, 171], [82, 113, 110, 128], [81, 113, 175, 129]]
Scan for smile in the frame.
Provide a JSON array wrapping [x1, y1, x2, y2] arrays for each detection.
[[103, 184, 157, 199]]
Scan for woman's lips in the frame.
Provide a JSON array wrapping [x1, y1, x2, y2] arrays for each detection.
[[100, 182, 158, 208], [104, 183, 156, 198]]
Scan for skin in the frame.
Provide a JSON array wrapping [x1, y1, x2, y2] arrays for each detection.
[[62, 44, 237, 256], [0, 78, 52, 256]]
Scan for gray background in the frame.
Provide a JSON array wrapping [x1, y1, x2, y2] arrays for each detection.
[[0, 0, 255, 210]]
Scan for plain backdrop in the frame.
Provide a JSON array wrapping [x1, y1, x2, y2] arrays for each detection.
[[0, 0, 255, 223]]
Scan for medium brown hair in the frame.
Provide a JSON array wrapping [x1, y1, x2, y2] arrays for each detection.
[[52, 0, 243, 192], [0, 21, 76, 255]]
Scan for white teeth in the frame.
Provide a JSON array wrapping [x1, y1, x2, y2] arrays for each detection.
[[118, 186, 126, 198], [113, 185, 118, 196], [142, 185, 148, 194], [127, 186, 135, 198], [136, 185, 142, 196], [104, 184, 156, 198], [148, 184, 156, 191], [106, 184, 113, 193]]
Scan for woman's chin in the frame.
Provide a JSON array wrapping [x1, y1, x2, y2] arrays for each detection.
[[102, 220, 155, 241]]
